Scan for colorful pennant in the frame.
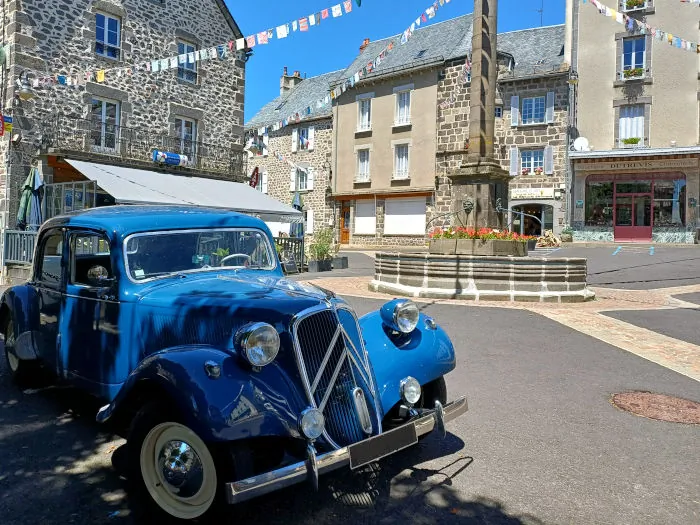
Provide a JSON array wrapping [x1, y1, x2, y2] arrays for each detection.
[[588, 0, 699, 53], [251, 0, 453, 138]]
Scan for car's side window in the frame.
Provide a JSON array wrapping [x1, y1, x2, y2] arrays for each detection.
[[70, 233, 113, 286], [38, 231, 64, 287]]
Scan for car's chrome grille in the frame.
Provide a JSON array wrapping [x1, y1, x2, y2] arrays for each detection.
[[293, 307, 380, 448]]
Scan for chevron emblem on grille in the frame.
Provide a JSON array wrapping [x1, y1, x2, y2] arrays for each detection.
[[311, 323, 371, 412]]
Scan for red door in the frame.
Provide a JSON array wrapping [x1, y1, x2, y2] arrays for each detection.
[[614, 193, 652, 241]]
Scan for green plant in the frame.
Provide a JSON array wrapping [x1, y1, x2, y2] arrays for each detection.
[[622, 137, 641, 145], [625, 0, 644, 9], [623, 67, 644, 79], [307, 228, 335, 261], [561, 226, 573, 235], [212, 247, 230, 257]]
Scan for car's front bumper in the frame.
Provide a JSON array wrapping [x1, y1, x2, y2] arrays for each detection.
[[225, 396, 468, 504]]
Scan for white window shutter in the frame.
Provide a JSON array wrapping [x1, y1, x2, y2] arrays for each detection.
[[262, 171, 268, 194], [291, 128, 298, 152], [544, 145, 554, 175], [307, 168, 314, 190], [545, 92, 555, 124], [510, 96, 519, 127], [306, 209, 314, 234], [509, 146, 519, 176], [308, 126, 315, 151], [290, 167, 296, 191], [262, 134, 269, 157]]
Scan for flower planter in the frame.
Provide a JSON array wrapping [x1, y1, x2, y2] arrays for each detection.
[[429, 238, 457, 255], [332, 256, 348, 270], [527, 239, 537, 251], [454, 239, 527, 257], [308, 259, 332, 273], [560, 233, 573, 243]]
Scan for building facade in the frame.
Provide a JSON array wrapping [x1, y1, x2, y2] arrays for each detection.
[[247, 16, 572, 248], [1, 0, 247, 235], [569, 0, 699, 243], [244, 69, 338, 238]]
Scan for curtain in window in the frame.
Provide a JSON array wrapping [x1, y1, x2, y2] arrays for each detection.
[[619, 105, 644, 142]]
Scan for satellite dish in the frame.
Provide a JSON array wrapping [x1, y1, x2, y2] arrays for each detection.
[[573, 137, 590, 152]]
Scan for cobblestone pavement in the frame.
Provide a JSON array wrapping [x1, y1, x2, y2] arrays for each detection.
[[301, 277, 700, 383]]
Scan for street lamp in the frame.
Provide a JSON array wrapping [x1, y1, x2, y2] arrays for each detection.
[[16, 71, 34, 101]]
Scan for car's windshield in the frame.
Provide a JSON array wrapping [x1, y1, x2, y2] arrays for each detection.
[[124, 228, 276, 281]]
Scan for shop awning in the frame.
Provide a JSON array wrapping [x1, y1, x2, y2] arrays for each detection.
[[66, 160, 302, 222]]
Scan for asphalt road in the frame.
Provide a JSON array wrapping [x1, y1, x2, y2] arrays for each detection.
[[1, 297, 698, 524]]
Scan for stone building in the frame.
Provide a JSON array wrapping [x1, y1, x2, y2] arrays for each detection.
[[244, 68, 340, 238], [247, 15, 571, 248], [1, 0, 248, 240], [568, 0, 699, 243]]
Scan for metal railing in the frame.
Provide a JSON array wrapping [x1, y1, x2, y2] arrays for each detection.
[[274, 236, 305, 273], [4, 230, 38, 265], [41, 116, 247, 180]]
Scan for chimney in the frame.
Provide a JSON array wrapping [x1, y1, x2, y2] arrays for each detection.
[[360, 38, 370, 52], [280, 66, 304, 96]]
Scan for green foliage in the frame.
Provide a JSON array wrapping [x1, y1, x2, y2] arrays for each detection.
[[212, 247, 230, 257], [307, 228, 336, 261]]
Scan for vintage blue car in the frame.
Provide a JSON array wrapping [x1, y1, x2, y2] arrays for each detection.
[[0, 205, 467, 521]]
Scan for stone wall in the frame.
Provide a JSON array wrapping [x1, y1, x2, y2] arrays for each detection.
[[2, 0, 245, 227], [434, 58, 570, 233], [247, 117, 334, 238]]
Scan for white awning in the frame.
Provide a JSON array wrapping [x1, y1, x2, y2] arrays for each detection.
[[66, 160, 302, 222]]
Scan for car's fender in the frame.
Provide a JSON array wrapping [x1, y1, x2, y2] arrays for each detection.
[[0, 285, 41, 361], [96, 345, 309, 443], [359, 311, 456, 413]]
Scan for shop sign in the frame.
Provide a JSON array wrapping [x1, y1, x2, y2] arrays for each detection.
[[576, 158, 698, 171], [510, 188, 555, 200]]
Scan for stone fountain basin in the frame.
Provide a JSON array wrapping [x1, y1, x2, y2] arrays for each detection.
[[369, 252, 595, 303]]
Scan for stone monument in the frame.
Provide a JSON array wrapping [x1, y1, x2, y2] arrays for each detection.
[[449, 0, 510, 229]]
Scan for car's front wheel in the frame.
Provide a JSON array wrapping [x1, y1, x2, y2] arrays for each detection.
[[127, 402, 223, 522]]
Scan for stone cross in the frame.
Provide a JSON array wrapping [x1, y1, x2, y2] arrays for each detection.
[[448, 0, 510, 229]]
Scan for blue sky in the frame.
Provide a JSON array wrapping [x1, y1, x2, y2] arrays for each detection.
[[225, 0, 565, 123]]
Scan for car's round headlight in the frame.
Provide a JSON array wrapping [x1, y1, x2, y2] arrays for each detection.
[[299, 408, 325, 440], [400, 376, 422, 406], [394, 301, 419, 333], [236, 322, 280, 367]]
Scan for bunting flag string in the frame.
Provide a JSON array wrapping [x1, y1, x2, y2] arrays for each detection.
[[28, 1, 363, 89], [679, 0, 700, 4], [587, 0, 699, 53], [249, 0, 454, 141]]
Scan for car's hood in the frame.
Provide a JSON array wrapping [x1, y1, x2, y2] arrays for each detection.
[[134, 271, 332, 310]]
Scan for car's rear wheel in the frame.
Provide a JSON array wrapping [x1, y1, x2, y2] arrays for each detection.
[[127, 402, 224, 522], [3, 314, 36, 387]]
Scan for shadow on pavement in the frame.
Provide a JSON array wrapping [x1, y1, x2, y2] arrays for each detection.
[[0, 365, 546, 525]]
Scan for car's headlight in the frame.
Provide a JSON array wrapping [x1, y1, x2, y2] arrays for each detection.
[[236, 322, 280, 366], [400, 376, 422, 406], [299, 408, 325, 440], [380, 299, 420, 334]]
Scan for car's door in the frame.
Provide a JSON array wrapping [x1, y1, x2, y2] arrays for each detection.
[[34, 228, 67, 375], [61, 230, 121, 391]]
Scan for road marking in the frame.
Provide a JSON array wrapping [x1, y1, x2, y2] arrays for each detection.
[[612, 246, 622, 256]]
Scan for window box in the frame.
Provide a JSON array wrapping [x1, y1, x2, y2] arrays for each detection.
[[623, 0, 646, 11], [619, 137, 645, 148], [621, 67, 646, 80]]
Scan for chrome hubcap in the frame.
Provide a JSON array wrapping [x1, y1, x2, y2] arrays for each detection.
[[157, 440, 204, 498]]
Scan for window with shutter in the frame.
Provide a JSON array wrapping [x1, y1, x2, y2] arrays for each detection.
[[544, 146, 554, 175], [522, 96, 546, 124], [509, 146, 519, 176], [262, 134, 269, 157], [545, 92, 555, 124], [308, 126, 315, 151], [510, 96, 519, 127], [261, 171, 268, 194]]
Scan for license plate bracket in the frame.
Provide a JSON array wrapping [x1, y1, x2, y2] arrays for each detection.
[[348, 423, 418, 470]]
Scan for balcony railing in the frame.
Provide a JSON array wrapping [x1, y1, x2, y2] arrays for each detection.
[[41, 116, 247, 180], [4, 230, 37, 265]]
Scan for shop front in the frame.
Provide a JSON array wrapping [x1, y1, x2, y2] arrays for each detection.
[[508, 187, 563, 236], [572, 154, 699, 243]]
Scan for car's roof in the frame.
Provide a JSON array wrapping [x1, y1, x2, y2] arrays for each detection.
[[42, 205, 272, 238]]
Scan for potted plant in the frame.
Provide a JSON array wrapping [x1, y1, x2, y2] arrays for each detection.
[[622, 137, 641, 147], [560, 226, 573, 243], [534, 167, 544, 175], [623, 67, 644, 79], [521, 168, 530, 176], [331, 237, 348, 269], [307, 228, 334, 272]]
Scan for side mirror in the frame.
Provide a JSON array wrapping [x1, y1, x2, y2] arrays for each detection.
[[87, 265, 115, 287]]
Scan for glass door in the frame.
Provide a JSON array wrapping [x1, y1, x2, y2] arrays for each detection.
[[614, 192, 652, 241]]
